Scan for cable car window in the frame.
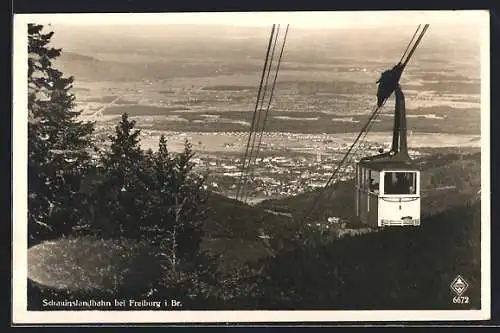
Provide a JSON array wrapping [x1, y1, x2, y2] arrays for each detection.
[[368, 170, 380, 194], [365, 169, 371, 189], [384, 172, 416, 195]]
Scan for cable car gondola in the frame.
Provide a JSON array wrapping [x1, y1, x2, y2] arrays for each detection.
[[355, 84, 421, 227], [355, 25, 429, 227]]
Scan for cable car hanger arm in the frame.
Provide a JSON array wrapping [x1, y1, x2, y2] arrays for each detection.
[[302, 24, 430, 221]]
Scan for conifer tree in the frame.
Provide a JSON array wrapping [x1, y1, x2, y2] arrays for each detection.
[[27, 23, 94, 245], [150, 136, 206, 258], [145, 135, 214, 299], [94, 113, 150, 237], [171, 140, 206, 261]]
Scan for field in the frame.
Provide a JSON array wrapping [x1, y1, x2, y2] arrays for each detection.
[[52, 25, 480, 135], [47, 24, 483, 204]]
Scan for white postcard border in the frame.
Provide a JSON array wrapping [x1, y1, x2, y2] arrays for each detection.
[[12, 10, 491, 324]]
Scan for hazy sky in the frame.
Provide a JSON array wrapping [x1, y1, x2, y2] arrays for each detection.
[[16, 10, 487, 29]]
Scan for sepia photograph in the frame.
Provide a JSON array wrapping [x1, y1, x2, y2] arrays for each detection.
[[12, 10, 490, 324]]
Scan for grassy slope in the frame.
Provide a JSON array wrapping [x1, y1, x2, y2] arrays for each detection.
[[28, 237, 160, 294], [199, 192, 286, 272]]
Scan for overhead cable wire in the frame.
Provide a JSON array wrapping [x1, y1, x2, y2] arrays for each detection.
[[399, 25, 421, 64], [244, 24, 289, 204], [235, 24, 276, 202], [301, 102, 386, 221], [325, 104, 385, 202], [402, 24, 429, 68], [241, 25, 281, 202]]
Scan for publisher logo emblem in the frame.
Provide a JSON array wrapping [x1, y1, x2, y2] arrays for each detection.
[[450, 275, 469, 296]]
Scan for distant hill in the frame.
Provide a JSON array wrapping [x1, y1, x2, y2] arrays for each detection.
[[54, 48, 262, 81], [54, 51, 125, 81], [59, 51, 100, 62], [50, 23, 479, 65], [256, 151, 481, 221], [48, 23, 479, 83]]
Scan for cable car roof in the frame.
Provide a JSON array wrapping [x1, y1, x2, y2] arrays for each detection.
[[358, 152, 420, 171]]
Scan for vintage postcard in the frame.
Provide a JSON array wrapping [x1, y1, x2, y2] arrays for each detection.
[[12, 10, 491, 324]]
